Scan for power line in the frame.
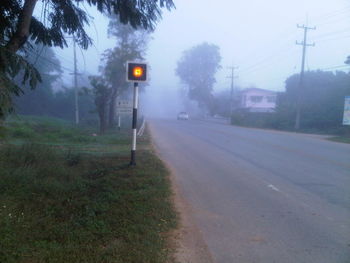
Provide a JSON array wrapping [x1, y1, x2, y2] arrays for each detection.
[[27, 48, 74, 73], [237, 6, 349, 77], [54, 52, 74, 64], [313, 27, 350, 40], [316, 35, 350, 43], [304, 6, 350, 25], [239, 31, 299, 73], [315, 64, 350, 71], [239, 32, 301, 75], [314, 11, 350, 27]]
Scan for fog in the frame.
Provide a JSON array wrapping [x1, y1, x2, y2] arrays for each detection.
[[3, 1, 350, 261], [53, 0, 350, 119]]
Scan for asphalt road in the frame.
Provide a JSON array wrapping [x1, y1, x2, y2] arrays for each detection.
[[149, 118, 350, 263]]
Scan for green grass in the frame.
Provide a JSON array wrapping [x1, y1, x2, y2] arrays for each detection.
[[327, 136, 350, 144], [2, 115, 102, 143], [0, 116, 177, 262]]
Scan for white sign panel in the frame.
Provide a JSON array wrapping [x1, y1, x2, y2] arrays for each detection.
[[116, 108, 132, 115], [343, 96, 350, 125], [117, 100, 133, 108]]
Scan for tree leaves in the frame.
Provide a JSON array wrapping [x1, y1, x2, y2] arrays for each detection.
[[89, 75, 110, 133], [0, 0, 174, 118], [345, 56, 350, 65], [104, 18, 149, 91], [0, 46, 41, 117], [176, 42, 221, 110], [279, 70, 350, 129], [109, 0, 174, 30]]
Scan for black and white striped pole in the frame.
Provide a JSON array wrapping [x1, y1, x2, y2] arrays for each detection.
[[130, 82, 138, 165], [126, 61, 147, 166]]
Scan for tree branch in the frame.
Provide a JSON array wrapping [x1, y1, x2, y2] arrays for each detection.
[[6, 0, 38, 53]]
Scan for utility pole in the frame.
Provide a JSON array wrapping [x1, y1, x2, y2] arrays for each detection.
[[73, 35, 79, 125], [295, 24, 315, 130], [227, 66, 238, 117]]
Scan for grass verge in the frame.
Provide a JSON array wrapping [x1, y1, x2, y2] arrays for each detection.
[[327, 136, 350, 144], [0, 116, 177, 262]]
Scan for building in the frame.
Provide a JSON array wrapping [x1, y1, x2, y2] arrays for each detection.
[[238, 88, 277, 113]]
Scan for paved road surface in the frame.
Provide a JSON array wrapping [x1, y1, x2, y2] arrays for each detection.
[[149, 118, 350, 263]]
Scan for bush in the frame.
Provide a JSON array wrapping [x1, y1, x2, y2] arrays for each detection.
[[10, 126, 36, 139], [231, 110, 277, 129], [231, 109, 350, 135]]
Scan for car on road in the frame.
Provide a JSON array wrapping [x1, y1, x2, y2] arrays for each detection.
[[177, 112, 189, 120]]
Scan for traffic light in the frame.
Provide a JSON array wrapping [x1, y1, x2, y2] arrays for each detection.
[[127, 62, 147, 82]]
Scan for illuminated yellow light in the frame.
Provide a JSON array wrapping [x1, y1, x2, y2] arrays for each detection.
[[133, 66, 143, 78]]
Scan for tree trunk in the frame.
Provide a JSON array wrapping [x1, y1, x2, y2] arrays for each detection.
[[6, 0, 38, 53], [108, 88, 118, 128], [97, 94, 108, 134], [99, 108, 107, 134], [0, 0, 37, 119]]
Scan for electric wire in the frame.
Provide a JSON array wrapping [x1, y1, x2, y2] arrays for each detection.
[[27, 48, 74, 73]]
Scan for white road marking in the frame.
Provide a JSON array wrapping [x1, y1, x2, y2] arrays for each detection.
[[268, 184, 280, 192]]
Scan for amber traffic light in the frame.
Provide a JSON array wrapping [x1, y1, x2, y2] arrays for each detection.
[[127, 62, 147, 82], [133, 66, 143, 78]]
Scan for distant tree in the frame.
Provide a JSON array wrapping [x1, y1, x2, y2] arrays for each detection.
[[0, 0, 174, 118], [213, 89, 236, 117], [345, 56, 350, 65], [89, 76, 110, 134], [13, 45, 95, 122], [14, 43, 62, 115], [47, 86, 95, 123], [102, 17, 150, 127], [176, 43, 221, 112]]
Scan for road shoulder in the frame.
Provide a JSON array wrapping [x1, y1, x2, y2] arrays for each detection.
[[149, 125, 214, 263]]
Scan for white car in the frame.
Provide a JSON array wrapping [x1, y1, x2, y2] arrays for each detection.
[[177, 112, 189, 120]]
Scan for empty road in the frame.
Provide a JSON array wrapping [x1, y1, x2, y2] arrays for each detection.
[[149, 118, 350, 263]]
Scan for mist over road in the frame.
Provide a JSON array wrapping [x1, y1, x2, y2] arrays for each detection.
[[149, 118, 350, 263]]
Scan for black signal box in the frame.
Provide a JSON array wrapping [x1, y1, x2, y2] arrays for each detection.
[[127, 62, 147, 82]]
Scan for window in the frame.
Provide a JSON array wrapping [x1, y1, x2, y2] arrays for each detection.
[[267, 96, 276, 103], [250, 96, 263, 103]]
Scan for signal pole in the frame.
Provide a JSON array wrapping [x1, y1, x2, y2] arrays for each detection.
[[73, 35, 79, 125], [126, 62, 147, 166], [130, 82, 139, 166], [295, 24, 315, 130], [227, 66, 238, 116]]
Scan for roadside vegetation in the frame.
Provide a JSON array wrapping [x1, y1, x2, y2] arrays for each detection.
[[227, 70, 350, 140], [0, 116, 177, 263], [327, 136, 350, 144]]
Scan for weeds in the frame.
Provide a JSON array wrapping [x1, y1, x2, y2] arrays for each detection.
[[0, 116, 177, 262]]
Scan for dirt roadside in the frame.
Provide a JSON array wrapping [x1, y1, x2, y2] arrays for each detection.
[[165, 163, 215, 263], [148, 134, 214, 262]]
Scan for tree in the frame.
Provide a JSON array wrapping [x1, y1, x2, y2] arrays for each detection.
[[102, 17, 150, 127], [89, 76, 110, 134], [14, 43, 62, 115], [277, 70, 350, 131], [176, 43, 221, 112], [0, 0, 174, 117], [213, 89, 233, 117], [345, 56, 350, 65]]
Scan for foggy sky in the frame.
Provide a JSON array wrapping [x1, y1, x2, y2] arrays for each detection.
[[147, 0, 350, 92], [50, 0, 350, 116], [54, 0, 350, 94]]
